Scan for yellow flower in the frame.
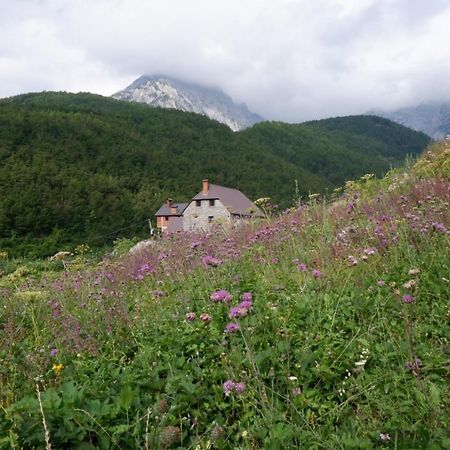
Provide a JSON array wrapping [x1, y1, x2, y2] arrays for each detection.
[[52, 363, 64, 375]]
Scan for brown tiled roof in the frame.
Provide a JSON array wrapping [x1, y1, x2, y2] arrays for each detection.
[[193, 184, 263, 217], [155, 202, 189, 216]]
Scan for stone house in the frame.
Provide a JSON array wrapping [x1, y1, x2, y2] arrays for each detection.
[[155, 179, 263, 233]]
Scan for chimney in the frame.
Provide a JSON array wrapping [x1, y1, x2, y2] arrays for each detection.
[[202, 179, 209, 195], [166, 198, 172, 207], [170, 205, 177, 215]]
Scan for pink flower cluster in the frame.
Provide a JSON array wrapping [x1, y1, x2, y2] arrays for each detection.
[[228, 292, 253, 319], [223, 380, 246, 396], [210, 289, 232, 303]]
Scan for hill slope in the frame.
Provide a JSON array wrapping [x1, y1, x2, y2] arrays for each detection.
[[0, 92, 430, 256], [0, 141, 448, 448]]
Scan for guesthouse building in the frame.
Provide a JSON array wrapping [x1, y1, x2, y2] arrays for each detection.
[[155, 179, 263, 233]]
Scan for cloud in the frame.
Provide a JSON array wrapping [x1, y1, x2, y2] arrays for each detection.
[[1, 0, 450, 121]]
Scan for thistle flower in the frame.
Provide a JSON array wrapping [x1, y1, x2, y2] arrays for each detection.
[[223, 380, 245, 395], [224, 322, 240, 333], [200, 313, 212, 323], [210, 289, 232, 303], [229, 307, 247, 318], [293, 387, 302, 396], [405, 357, 422, 375], [402, 294, 414, 303], [202, 255, 223, 267], [223, 380, 235, 396], [185, 312, 196, 321], [241, 292, 252, 302], [312, 269, 323, 279], [239, 299, 253, 310]]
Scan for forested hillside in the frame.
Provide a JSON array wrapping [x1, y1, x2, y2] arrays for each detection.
[[0, 92, 430, 256]]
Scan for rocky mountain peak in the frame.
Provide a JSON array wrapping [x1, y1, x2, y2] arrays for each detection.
[[112, 75, 263, 131]]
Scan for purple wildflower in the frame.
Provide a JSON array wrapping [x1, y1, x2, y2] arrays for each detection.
[[225, 322, 240, 333], [402, 294, 414, 303], [202, 255, 223, 267], [432, 222, 448, 233], [404, 357, 422, 375], [239, 299, 253, 310], [297, 263, 307, 272], [223, 380, 235, 396], [229, 307, 247, 318], [210, 289, 232, 303], [364, 247, 377, 255], [185, 312, 196, 322], [133, 262, 155, 281], [223, 380, 246, 396], [293, 387, 302, 396], [50, 348, 58, 357], [190, 240, 201, 249], [241, 292, 252, 302], [152, 290, 165, 298], [377, 280, 386, 287], [312, 269, 323, 279]]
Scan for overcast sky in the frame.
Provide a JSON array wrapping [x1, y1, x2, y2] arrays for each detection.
[[1, 0, 450, 122]]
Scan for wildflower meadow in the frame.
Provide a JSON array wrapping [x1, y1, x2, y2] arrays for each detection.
[[0, 141, 449, 448]]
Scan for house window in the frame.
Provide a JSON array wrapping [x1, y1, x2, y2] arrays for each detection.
[[208, 216, 214, 223], [196, 200, 201, 207], [165, 216, 169, 221], [209, 199, 215, 206]]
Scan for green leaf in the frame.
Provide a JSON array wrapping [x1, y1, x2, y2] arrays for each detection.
[[119, 385, 134, 410]]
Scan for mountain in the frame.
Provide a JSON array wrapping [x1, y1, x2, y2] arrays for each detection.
[[0, 92, 430, 256], [112, 74, 263, 131], [372, 102, 450, 140]]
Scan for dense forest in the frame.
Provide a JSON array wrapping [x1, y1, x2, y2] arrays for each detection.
[[0, 92, 430, 256]]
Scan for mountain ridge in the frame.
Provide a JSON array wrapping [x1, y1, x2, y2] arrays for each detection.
[[112, 74, 263, 131], [371, 101, 450, 139]]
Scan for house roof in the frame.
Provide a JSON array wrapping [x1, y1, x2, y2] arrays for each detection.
[[193, 184, 263, 217], [155, 202, 189, 216]]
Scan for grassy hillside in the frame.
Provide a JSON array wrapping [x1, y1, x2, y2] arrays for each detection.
[[0, 92, 430, 257], [0, 141, 448, 448]]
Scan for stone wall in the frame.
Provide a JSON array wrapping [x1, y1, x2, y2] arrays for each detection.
[[183, 199, 231, 231]]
